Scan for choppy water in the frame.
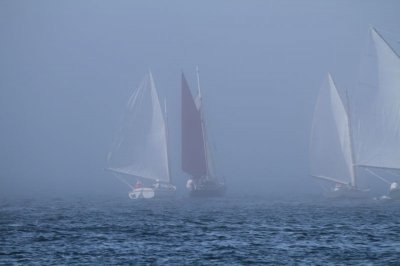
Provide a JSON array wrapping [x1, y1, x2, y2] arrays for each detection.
[[1, 195, 399, 265]]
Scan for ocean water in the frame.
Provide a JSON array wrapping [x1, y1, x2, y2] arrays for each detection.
[[1, 195, 399, 265]]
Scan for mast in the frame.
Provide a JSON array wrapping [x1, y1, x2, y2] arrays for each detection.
[[344, 87, 357, 188], [196, 66, 210, 176], [164, 98, 172, 184], [310, 74, 354, 186]]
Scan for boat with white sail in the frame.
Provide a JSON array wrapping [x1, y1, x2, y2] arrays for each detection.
[[351, 27, 400, 200], [107, 71, 176, 199], [310, 74, 369, 199], [311, 27, 400, 199], [181, 69, 226, 197]]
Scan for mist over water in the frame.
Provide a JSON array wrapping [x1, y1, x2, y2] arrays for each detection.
[[2, 196, 400, 264], [1, 1, 399, 197], [1, 1, 400, 264]]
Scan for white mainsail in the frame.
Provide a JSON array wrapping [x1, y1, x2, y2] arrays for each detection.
[[310, 74, 355, 185], [107, 72, 170, 183], [352, 27, 400, 171]]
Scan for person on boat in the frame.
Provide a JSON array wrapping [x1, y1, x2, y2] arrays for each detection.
[[390, 182, 399, 192], [134, 180, 142, 189], [186, 178, 194, 191]]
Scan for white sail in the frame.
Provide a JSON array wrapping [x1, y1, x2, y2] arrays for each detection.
[[310, 74, 354, 185], [352, 27, 400, 170], [107, 72, 170, 183]]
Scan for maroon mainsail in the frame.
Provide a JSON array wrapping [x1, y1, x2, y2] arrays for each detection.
[[181, 73, 207, 179]]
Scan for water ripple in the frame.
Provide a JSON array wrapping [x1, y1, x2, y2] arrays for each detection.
[[1, 196, 400, 264]]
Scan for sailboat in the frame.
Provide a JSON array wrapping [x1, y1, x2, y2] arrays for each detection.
[[311, 27, 400, 199], [107, 71, 176, 199], [310, 74, 369, 199], [181, 69, 226, 197], [351, 27, 400, 200]]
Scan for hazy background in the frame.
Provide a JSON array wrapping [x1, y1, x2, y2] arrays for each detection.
[[1, 0, 399, 197]]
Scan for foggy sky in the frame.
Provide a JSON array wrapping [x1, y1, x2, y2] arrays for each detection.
[[1, 0, 399, 197]]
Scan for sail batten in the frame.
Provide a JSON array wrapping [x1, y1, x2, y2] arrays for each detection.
[[107, 72, 170, 183]]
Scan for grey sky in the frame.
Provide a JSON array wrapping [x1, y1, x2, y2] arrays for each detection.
[[1, 1, 399, 197]]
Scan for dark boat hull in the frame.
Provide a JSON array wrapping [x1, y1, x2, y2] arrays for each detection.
[[189, 184, 226, 198]]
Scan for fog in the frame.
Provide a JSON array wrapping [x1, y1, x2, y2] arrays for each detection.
[[1, 1, 399, 197]]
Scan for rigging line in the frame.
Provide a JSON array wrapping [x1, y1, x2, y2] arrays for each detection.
[[365, 168, 391, 185], [384, 169, 400, 178], [317, 180, 328, 192], [372, 27, 400, 59], [357, 164, 400, 171], [196, 67, 211, 177], [375, 27, 400, 39], [311, 175, 348, 185], [113, 173, 135, 190]]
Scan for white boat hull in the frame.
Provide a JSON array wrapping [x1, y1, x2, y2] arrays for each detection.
[[373, 184, 400, 201], [128, 187, 176, 200], [388, 188, 400, 200], [325, 187, 370, 199], [189, 186, 226, 197]]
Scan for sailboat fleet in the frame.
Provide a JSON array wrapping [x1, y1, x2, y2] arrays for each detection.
[[311, 27, 400, 200], [107, 26, 399, 200], [107, 69, 225, 199]]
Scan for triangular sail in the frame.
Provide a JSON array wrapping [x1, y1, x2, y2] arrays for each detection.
[[352, 27, 400, 170], [107, 72, 170, 183], [181, 73, 207, 178], [310, 74, 355, 185]]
